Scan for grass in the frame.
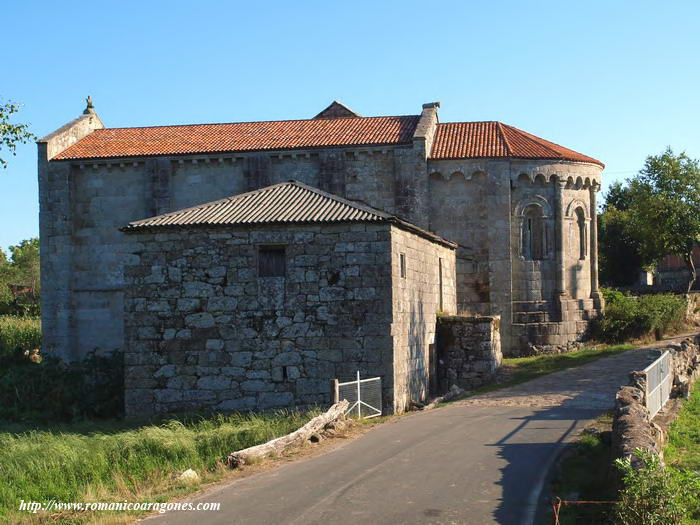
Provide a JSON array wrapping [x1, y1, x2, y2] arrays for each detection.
[[465, 343, 635, 397], [0, 315, 41, 360], [665, 381, 700, 474], [664, 380, 700, 523], [0, 410, 319, 524], [547, 413, 617, 524]]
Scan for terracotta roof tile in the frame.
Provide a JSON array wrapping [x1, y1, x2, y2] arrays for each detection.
[[53, 115, 420, 160], [430, 121, 604, 167]]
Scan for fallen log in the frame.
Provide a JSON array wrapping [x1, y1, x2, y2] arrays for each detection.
[[226, 400, 349, 468], [421, 384, 466, 411]]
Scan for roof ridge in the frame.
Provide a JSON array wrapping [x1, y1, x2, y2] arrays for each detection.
[[496, 122, 514, 156], [124, 180, 394, 229], [437, 120, 499, 125], [286, 180, 394, 219], [92, 114, 419, 132]]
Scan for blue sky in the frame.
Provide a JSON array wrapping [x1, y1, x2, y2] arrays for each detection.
[[2, 0, 699, 252]]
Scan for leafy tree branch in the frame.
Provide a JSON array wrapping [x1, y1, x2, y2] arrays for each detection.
[[0, 100, 36, 169]]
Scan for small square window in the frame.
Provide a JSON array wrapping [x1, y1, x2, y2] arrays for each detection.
[[400, 253, 406, 279], [258, 245, 285, 277]]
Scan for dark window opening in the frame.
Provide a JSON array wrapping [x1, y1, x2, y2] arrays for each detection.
[[522, 205, 544, 260], [576, 208, 587, 260], [400, 253, 406, 279], [258, 245, 286, 277]]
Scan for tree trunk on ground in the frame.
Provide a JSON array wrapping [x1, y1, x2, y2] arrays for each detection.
[[226, 400, 349, 468], [684, 252, 697, 293]]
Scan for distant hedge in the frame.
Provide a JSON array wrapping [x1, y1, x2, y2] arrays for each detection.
[[0, 351, 124, 422], [592, 289, 687, 343]]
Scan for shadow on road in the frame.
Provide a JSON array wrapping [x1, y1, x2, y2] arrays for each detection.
[[488, 399, 605, 525]]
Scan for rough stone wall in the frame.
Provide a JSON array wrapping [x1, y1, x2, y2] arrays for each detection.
[[435, 315, 501, 393], [612, 335, 700, 466], [123, 223, 397, 416], [685, 292, 700, 326], [123, 222, 454, 416], [389, 226, 457, 412]]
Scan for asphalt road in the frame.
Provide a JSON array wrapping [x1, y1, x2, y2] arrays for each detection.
[[144, 346, 664, 525]]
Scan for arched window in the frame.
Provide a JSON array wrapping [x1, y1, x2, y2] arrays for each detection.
[[575, 207, 587, 259], [522, 204, 544, 260]]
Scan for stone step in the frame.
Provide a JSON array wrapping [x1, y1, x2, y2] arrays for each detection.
[[512, 301, 551, 313], [513, 311, 554, 323]]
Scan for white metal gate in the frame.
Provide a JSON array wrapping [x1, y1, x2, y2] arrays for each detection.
[[333, 372, 382, 419], [644, 351, 672, 419]]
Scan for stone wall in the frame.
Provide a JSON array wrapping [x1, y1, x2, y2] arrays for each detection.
[[435, 315, 502, 393], [612, 335, 700, 466], [123, 222, 455, 416], [124, 223, 395, 416], [426, 158, 603, 356], [686, 292, 700, 326], [41, 142, 431, 362], [390, 226, 457, 411]]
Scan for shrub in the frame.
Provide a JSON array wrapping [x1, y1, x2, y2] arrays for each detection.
[[0, 350, 124, 422], [615, 449, 700, 525], [592, 290, 687, 343], [0, 315, 41, 364]]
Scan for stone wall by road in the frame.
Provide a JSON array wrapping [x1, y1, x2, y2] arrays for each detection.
[[435, 315, 502, 394], [612, 335, 700, 466], [686, 292, 700, 326]]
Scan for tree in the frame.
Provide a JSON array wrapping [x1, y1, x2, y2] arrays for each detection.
[[0, 238, 40, 315], [9, 238, 40, 293], [0, 100, 35, 168], [598, 197, 643, 287], [626, 148, 700, 292]]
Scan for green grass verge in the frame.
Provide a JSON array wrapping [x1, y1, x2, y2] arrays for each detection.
[[0, 410, 318, 524], [466, 343, 635, 397], [548, 414, 617, 524], [666, 381, 700, 473], [665, 380, 700, 523]]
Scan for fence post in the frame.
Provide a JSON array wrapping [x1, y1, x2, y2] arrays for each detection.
[[356, 371, 361, 419], [330, 379, 339, 404]]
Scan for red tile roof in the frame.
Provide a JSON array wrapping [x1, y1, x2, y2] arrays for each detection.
[[53, 115, 420, 160], [430, 121, 604, 167], [52, 113, 603, 168]]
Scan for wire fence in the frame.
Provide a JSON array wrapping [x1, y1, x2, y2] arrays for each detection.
[[644, 350, 672, 419], [550, 497, 617, 524], [333, 371, 382, 419]]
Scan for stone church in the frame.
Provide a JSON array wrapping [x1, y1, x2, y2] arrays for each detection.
[[38, 99, 604, 372]]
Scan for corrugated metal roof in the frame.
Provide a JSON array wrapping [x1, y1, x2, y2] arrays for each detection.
[[122, 181, 456, 248], [53, 115, 420, 160], [430, 121, 604, 167]]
